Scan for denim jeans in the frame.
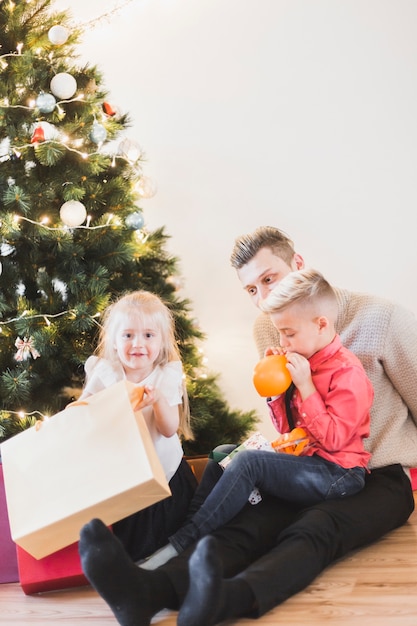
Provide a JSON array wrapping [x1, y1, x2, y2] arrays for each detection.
[[163, 464, 413, 616], [169, 448, 365, 552]]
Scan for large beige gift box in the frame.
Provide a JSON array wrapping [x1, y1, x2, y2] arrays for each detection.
[[1, 380, 171, 559]]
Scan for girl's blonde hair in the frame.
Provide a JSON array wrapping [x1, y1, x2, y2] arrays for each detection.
[[96, 290, 193, 440]]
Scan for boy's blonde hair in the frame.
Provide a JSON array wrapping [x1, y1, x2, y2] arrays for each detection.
[[96, 290, 193, 440], [260, 268, 338, 321]]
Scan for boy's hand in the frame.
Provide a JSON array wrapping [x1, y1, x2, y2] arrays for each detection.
[[264, 346, 285, 357], [285, 352, 316, 400]]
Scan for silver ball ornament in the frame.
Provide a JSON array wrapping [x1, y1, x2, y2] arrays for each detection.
[[125, 211, 145, 230], [36, 92, 56, 114], [90, 122, 107, 144]]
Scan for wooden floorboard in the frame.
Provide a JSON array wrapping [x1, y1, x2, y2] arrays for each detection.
[[1, 496, 416, 625]]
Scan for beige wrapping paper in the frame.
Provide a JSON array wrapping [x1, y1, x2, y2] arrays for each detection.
[[1, 380, 171, 559]]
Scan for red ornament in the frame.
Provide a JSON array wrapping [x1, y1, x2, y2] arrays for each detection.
[[31, 126, 45, 144], [253, 354, 292, 397], [102, 102, 116, 116]]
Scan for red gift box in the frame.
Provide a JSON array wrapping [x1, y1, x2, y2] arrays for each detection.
[[17, 540, 87, 595], [410, 467, 417, 491], [0, 463, 19, 583]]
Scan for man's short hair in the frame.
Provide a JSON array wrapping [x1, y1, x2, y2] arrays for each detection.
[[230, 226, 295, 268]]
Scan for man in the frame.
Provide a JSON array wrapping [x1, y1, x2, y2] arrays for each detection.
[[79, 226, 417, 626]]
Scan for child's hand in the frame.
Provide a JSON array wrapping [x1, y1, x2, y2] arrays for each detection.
[[133, 385, 161, 410], [264, 346, 285, 357], [285, 352, 315, 400]]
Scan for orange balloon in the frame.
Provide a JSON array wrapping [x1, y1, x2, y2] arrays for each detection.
[[253, 354, 292, 397]]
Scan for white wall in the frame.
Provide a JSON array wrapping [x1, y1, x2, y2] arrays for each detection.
[[55, 0, 417, 438]]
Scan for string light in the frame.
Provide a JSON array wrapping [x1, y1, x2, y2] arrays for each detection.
[[6, 409, 50, 420], [4, 137, 139, 168], [0, 309, 104, 331], [14, 214, 122, 231], [0, 310, 76, 326], [0, 93, 84, 110]]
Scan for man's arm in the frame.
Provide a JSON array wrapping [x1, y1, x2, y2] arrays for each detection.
[[253, 312, 280, 358]]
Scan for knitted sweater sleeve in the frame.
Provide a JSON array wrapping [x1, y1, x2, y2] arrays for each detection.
[[381, 304, 417, 425], [253, 312, 280, 358]]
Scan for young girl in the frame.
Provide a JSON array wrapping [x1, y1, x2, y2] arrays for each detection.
[[79, 290, 197, 562]]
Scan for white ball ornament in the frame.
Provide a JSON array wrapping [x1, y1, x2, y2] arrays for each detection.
[[48, 25, 69, 46], [60, 200, 87, 227], [50, 73, 77, 100]]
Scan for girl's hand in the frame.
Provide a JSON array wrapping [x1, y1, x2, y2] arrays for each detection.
[[133, 385, 161, 410], [135, 385, 179, 438]]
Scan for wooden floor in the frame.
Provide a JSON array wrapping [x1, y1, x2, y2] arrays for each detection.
[[1, 496, 416, 626]]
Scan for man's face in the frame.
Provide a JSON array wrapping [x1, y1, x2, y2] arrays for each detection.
[[237, 247, 303, 308]]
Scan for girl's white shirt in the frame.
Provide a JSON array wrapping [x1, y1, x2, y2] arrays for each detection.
[[80, 356, 184, 482]]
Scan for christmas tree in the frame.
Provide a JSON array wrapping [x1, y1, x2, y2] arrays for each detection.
[[0, 0, 257, 455]]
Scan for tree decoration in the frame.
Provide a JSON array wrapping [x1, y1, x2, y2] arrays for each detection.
[[59, 200, 87, 227], [36, 92, 56, 114], [48, 25, 70, 46], [0, 137, 11, 162], [137, 175, 157, 199], [102, 102, 116, 116], [84, 78, 97, 94], [50, 72, 77, 99], [14, 337, 41, 362], [90, 121, 107, 144], [31, 125, 45, 144], [30, 121, 59, 142], [118, 138, 142, 162], [125, 211, 145, 230]]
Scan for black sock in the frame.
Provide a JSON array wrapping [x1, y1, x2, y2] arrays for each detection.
[[79, 519, 178, 626], [177, 535, 256, 626]]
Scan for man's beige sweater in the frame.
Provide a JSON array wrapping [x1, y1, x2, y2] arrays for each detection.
[[253, 287, 417, 473]]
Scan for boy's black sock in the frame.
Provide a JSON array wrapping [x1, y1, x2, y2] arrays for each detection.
[[177, 535, 257, 626], [79, 518, 178, 626]]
